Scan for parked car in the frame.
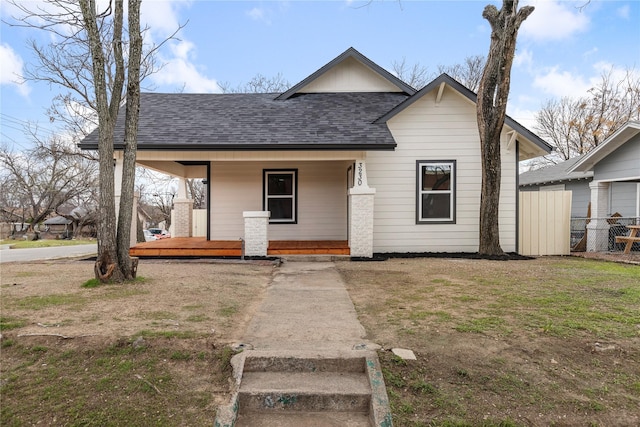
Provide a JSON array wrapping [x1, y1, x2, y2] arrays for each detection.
[[148, 228, 170, 239], [143, 229, 157, 242]]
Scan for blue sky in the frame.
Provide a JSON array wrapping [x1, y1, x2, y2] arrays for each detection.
[[1, 0, 639, 150]]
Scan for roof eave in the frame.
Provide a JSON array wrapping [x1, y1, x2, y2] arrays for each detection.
[[568, 121, 640, 172], [79, 143, 397, 151], [519, 174, 593, 187]]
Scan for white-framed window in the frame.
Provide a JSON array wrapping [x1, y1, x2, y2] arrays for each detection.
[[417, 160, 456, 223], [264, 169, 297, 224]]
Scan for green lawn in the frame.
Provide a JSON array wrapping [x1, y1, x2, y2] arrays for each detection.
[[1, 239, 95, 249]]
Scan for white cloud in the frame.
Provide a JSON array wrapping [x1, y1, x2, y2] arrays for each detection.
[[507, 105, 537, 131], [151, 40, 220, 93], [521, 0, 590, 41], [0, 43, 30, 97], [139, 1, 220, 93], [247, 7, 272, 24], [616, 4, 630, 19], [530, 61, 638, 100], [532, 66, 591, 98], [141, 0, 191, 37], [582, 47, 599, 59], [514, 48, 533, 69]]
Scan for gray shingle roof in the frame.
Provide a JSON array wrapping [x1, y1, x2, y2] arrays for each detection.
[[78, 92, 408, 151], [519, 155, 593, 187], [44, 216, 72, 225]]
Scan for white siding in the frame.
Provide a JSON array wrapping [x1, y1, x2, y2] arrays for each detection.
[[367, 86, 518, 253], [210, 161, 349, 240], [300, 57, 402, 93]]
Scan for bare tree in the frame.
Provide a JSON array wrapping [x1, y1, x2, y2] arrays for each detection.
[[136, 170, 177, 227], [7, 0, 180, 281], [151, 192, 175, 229], [114, 0, 143, 279], [438, 55, 485, 93], [9, 1, 171, 145], [535, 67, 640, 162], [219, 73, 290, 93], [391, 57, 431, 89], [477, 0, 534, 256], [0, 136, 97, 234], [76, 0, 131, 281], [392, 55, 485, 91], [187, 179, 206, 209]]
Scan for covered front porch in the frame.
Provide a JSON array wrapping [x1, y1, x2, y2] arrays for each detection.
[[121, 150, 377, 258], [129, 237, 350, 257]]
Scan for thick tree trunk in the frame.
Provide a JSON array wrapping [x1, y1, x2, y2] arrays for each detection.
[[79, 0, 125, 282], [115, 0, 143, 280], [477, 0, 534, 256]]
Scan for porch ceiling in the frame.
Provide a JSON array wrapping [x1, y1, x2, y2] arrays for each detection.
[[135, 151, 366, 178], [136, 160, 207, 178]]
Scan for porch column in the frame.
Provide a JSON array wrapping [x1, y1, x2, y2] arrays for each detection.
[[243, 211, 270, 257], [348, 160, 376, 258], [587, 181, 610, 252], [172, 178, 193, 238]]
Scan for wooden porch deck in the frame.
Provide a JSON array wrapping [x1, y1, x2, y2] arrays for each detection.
[[129, 237, 350, 257]]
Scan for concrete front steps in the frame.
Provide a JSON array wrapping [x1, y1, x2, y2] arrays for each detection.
[[215, 350, 393, 427]]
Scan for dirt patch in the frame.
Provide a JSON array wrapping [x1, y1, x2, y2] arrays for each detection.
[[1, 258, 274, 340]]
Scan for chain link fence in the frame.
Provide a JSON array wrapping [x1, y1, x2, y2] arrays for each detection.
[[571, 217, 640, 261]]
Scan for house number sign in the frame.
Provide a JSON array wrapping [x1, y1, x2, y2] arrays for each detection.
[[357, 162, 363, 186]]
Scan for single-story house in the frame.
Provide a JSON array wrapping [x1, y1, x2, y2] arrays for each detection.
[[79, 47, 551, 257], [519, 155, 594, 218], [43, 215, 73, 237], [569, 121, 640, 251], [520, 149, 639, 220]]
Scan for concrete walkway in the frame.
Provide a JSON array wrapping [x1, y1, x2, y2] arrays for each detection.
[[218, 260, 392, 427], [240, 260, 374, 352]]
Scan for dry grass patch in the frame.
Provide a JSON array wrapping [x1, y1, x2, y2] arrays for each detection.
[[337, 256, 640, 427], [1, 259, 273, 426]]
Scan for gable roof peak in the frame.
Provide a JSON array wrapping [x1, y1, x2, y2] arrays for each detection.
[[275, 47, 416, 100]]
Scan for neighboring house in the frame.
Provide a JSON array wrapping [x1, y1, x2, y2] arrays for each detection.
[[520, 122, 640, 222], [79, 47, 551, 257], [43, 216, 73, 237], [519, 156, 594, 218], [569, 121, 640, 252]]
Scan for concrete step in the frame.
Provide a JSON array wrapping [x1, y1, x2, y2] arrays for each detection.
[[243, 354, 367, 374], [279, 255, 351, 262], [239, 371, 371, 412], [215, 352, 392, 427], [235, 410, 371, 427]]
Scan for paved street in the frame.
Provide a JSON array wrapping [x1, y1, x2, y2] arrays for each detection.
[[0, 244, 97, 263]]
